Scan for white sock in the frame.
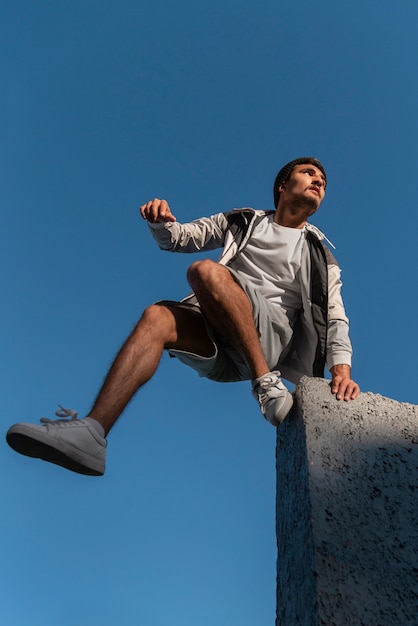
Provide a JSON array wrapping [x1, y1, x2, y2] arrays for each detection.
[[253, 370, 280, 385], [85, 417, 105, 438]]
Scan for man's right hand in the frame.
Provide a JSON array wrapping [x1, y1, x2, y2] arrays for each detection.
[[139, 198, 177, 224]]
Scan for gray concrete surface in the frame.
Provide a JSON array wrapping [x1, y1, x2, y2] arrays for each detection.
[[276, 376, 418, 626]]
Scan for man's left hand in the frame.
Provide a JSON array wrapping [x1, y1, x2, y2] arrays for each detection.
[[330, 364, 360, 401]]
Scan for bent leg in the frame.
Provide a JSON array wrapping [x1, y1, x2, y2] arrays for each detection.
[[187, 260, 270, 380], [89, 303, 215, 435]]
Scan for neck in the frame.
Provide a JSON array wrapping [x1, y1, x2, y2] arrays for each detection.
[[273, 209, 308, 229], [274, 198, 315, 229]]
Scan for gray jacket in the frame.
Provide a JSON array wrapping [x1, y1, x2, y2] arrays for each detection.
[[149, 208, 352, 384]]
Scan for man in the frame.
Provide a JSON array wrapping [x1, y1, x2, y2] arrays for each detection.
[[6, 157, 360, 476]]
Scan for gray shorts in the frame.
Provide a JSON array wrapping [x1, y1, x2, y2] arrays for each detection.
[[167, 268, 295, 383]]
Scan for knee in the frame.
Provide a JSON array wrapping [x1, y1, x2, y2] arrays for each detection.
[[187, 259, 223, 289], [138, 304, 174, 334]]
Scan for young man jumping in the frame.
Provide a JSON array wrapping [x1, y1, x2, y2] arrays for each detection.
[[6, 157, 360, 476]]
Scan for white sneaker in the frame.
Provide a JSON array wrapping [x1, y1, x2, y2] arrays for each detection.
[[252, 371, 293, 427], [6, 406, 106, 476]]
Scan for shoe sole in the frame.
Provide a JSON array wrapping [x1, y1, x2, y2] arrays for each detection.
[[6, 431, 104, 476]]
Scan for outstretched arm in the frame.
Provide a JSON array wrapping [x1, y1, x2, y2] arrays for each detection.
[[140, 198, 177, 223], [140, 198, 229, 254], [330, 364, 360, 401]]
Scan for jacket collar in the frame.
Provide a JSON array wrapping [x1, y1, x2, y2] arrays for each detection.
[[305, 223, 336, 249], [231, 207, 336, 249]]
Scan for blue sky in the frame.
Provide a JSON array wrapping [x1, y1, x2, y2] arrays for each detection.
[[1, 1, 417, 624]]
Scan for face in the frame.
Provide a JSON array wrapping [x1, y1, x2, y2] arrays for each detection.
[[279, 164, 326, 213]]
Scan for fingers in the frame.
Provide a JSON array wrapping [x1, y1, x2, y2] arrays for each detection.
[[139, 198, 176, 223], [331, 377, 360, 401]]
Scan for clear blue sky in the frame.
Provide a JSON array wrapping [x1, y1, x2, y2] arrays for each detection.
[[1, 1, 417, 624]]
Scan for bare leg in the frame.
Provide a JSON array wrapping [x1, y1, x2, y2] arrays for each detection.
[[6, 262, 286, 474], [88, 303, 214, 435], [187, 260, 270, 380]]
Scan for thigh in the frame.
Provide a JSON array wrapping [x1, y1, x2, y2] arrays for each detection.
[[155, 300, 215, 358], [158, 300, 251, 382]]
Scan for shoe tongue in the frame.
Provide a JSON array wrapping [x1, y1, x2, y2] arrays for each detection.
[[253, 373, 279, 390], [260, 375, 278, 387]]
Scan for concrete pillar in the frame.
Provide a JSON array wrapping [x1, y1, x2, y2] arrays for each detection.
[[276, 376, 418, 626]]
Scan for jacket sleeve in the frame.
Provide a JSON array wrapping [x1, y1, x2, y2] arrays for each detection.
[[326, 256, 353, 369], [147, 213, 229, 253]]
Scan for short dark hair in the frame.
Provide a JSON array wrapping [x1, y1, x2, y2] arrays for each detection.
[[273, 157, 327, 208]]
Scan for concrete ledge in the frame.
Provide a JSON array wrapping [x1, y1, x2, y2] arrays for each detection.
[[276, 376, 418, 626]]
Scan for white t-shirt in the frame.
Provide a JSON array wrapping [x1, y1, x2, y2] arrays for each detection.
[[229, 214, 305, 320]]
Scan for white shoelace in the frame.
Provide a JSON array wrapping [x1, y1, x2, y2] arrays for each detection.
[[40, 405, 78, 424]]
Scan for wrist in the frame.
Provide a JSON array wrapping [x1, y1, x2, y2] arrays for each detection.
[[330, 364, 351, 377]]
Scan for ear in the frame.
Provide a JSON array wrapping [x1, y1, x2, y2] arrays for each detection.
[[278, 182, 286, 193]]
